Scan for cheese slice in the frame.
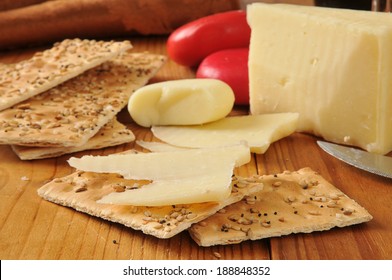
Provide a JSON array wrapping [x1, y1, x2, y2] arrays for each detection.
[[151, 113, 298, 154], [68, 145, 250, 206], [247, 3, 392, 154], [136, 140, 192, 152], [97, 166, 234, 206], [68, 144, 250, 179]]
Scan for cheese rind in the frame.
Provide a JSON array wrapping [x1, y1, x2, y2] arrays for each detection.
[[248, 3, 392, 154], [128, 78, 234, 127]]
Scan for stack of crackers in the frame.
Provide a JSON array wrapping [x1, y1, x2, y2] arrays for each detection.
[[38, 162, 372, 246], [0, 38, 166, 160], [1, 38, 372, 248]]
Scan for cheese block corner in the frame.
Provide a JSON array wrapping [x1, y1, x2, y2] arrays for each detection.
[[247, 3, 392, 154]]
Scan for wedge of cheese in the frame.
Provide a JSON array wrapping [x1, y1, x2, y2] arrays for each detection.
[[68, 145, 250, 206], [248, 3, 392, 154], [151, 113, 298, 154]]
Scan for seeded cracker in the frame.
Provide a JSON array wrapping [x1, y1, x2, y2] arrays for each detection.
[[189, 168, 372, 246], [11, 118, 135, 160], [37, 166, 263, 239], [0, 52, 166, 147], [0, 38, 132, 111]]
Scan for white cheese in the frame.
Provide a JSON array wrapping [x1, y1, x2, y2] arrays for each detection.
[[97, 169, 234, 206], [136, 140, 191, 152], [68, 145, 250, 206], [247, 3, 392, 154], [68, 144, 250, 179], [151, 113, 298, 154], [128, 78, 234, 127]]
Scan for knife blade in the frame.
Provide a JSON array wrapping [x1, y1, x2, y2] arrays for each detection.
[[317, 140, 392, 179]]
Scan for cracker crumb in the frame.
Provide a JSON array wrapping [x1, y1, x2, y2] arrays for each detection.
[[20, 176, 30, 181], [213, 252, 222, 259], [75, 186, 87, 193]]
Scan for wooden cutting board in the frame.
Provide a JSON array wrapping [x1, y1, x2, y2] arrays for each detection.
[[1, 37, 391, 260]]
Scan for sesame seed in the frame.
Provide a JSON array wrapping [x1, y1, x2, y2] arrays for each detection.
[[144, 211, 152, 217], [272, 181, 282, 187], [20, 176, 30, 181], [199, 221, 207, 227], [170, 212, 180, 218], [308, 210, 321, 216], [231, 225, 241, 231], [176, 215, 185, 222], [218, 209, 227, 214], [142, 217, 153, 223], [343, 208, 354, 215], [186, 213, 197, 220], [228, 214, 240, 222], [75, 186, 87, 193], [261, 222, 271, 228], [237, 217, 252, 225], [213, 252, 222, 259], [113, 185, 126, 192], [153, 223, 163, 229]]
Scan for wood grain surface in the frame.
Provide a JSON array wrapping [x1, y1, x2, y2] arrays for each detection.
[[1, 35, 391, 260]]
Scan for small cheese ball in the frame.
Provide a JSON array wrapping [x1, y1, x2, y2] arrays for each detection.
[[128, 79, 235, 127]]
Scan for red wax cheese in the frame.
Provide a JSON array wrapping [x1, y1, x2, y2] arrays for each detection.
[[167, 10, 250, 67], [197, 48, 249, 105]]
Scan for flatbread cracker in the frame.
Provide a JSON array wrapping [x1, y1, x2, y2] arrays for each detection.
[[11, 118, 135, 160], [0, 52, 166, 147], [37, 168, 263, 239], [189, 167, 372, 246], [0, 38, 132, 111]]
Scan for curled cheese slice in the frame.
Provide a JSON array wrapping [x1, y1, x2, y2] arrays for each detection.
[[151, 113, 299, 154], [97, 167, 234, 206], [67, 144, 250, 206], [128, 78, 234, 127], [136, 140, 189, 152], [67, 144, 250, 180]]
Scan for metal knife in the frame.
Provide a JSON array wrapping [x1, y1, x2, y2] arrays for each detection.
[[317, 140, 392, 179]]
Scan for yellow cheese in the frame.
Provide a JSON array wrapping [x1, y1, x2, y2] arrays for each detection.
[[248, 3, 392, 154], [151, 113, 298, 154], [97, 169, 233, 206], [128, 79, 234, 127], [68, 144, 250, 179], [68, 145, 250, 206], [136, 140, 190, 152]]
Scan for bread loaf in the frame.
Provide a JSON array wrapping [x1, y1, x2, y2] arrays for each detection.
[[0, 0, 240, 50], [0, 0, 47, 12]]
